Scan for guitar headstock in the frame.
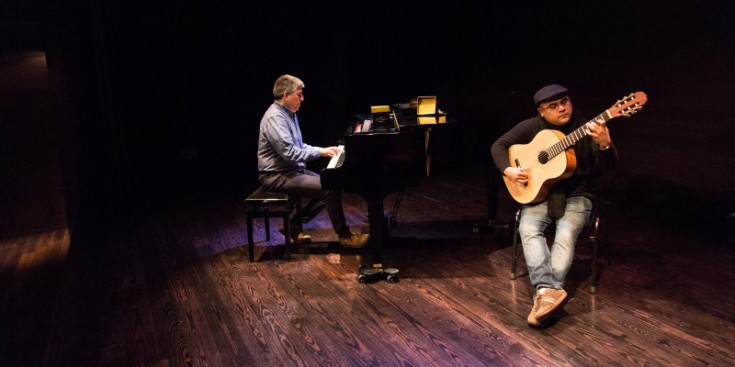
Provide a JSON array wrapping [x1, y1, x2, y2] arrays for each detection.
[[609, 91, 648, 118]]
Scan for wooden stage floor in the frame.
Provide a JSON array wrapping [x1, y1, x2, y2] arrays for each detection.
[[3, 164, 734, 366]]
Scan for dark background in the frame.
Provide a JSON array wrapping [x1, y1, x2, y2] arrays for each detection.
[[1, 1, 733, 236]]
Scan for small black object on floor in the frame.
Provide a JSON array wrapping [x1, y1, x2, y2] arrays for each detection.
[[357, 264, 400, 283]]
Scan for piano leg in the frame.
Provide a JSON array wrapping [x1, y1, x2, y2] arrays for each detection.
[[366, 197, 385, 265], [357, 193, 399, 283]]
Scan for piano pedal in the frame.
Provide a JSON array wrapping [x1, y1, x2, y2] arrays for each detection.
[[357, 264, 400, 283]]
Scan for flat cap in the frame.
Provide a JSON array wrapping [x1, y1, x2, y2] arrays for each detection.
[[533, 84, 569, 105]]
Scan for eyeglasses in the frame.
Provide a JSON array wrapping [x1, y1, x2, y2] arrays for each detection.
[[539, 97, 569, 111]]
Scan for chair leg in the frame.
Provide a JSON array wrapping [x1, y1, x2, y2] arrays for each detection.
[[510, 209, 521, 280], [246, 212, 255, 262], [590, 216, 600, 293]]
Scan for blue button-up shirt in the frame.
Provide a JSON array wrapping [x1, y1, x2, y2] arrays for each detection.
[[257, 102, 322, 172]]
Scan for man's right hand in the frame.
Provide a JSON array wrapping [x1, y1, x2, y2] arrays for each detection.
[[504, 166, 529, 186], [320, 146, 341, 158]]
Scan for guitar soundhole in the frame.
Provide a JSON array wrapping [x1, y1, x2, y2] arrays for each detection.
[[538, 151, 549, 164]]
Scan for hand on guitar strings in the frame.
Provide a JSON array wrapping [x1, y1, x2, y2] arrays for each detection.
[[586, 118, 612, 148], [504, 166, 529, 186]]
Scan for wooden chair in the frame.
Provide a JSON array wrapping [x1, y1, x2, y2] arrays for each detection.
[[244, 187, 300, 262], [509, 202, 610, 293]]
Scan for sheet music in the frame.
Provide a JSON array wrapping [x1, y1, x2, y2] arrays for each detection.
[[326, 145, 345, 169]]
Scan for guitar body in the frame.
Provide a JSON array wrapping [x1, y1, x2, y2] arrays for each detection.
[[503, 129, 577, 204]]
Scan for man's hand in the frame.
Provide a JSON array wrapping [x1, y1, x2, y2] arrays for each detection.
[[504, 166, 529, 186], [320, 146, 341, 158], [587, 118, 612, 148]]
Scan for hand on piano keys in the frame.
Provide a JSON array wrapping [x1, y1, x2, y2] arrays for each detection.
[[326, 145, 345, 169]]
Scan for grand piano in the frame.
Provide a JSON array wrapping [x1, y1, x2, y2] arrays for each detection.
[[321, 100, 457, 282]]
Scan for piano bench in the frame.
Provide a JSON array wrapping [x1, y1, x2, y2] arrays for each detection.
[[244, 187, 300, 262]]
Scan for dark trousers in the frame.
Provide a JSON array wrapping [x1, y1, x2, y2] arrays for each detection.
[[259, 169, 349, 236]]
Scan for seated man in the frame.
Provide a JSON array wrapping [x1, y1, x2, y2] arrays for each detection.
[[491, 84, 617, 326], [257, 74, 369, 248]]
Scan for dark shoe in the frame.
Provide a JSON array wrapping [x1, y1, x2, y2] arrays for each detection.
[[278, 224, 311, 244], [532, 288, 568, 323], [339, 231, 370, 248]]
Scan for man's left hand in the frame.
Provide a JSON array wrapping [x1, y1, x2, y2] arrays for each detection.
[[586, 119, 611, 148]]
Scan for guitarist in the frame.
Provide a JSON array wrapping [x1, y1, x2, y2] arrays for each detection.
[[491, 84, 618, 327]]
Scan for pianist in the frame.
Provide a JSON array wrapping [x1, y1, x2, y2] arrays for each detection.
[[257, 74, 370, 248]]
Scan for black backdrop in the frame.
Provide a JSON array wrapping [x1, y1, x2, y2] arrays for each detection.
[[39, 1, 734, 229]]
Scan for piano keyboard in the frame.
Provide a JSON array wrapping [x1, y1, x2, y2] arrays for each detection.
[[326, 145, 345, 169]]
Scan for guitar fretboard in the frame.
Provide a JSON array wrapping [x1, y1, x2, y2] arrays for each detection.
[[542, 110, 612, 161]]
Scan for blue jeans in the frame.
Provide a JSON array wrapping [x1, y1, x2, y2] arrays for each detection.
[[519, 196, 593, 291]]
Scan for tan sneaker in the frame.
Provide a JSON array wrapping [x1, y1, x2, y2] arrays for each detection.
[[527, 293, 543, 326], [278, 224, 311, 244], [533, 288, 568, 323], [339, 231, 370, 248]]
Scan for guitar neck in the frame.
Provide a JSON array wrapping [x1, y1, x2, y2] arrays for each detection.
[[546, 110, 613, 159]]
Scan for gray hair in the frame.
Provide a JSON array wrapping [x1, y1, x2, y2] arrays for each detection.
[[272, 74, 305, 99]]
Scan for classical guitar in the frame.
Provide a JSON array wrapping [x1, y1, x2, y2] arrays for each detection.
[[504, 91, 647, 204]]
